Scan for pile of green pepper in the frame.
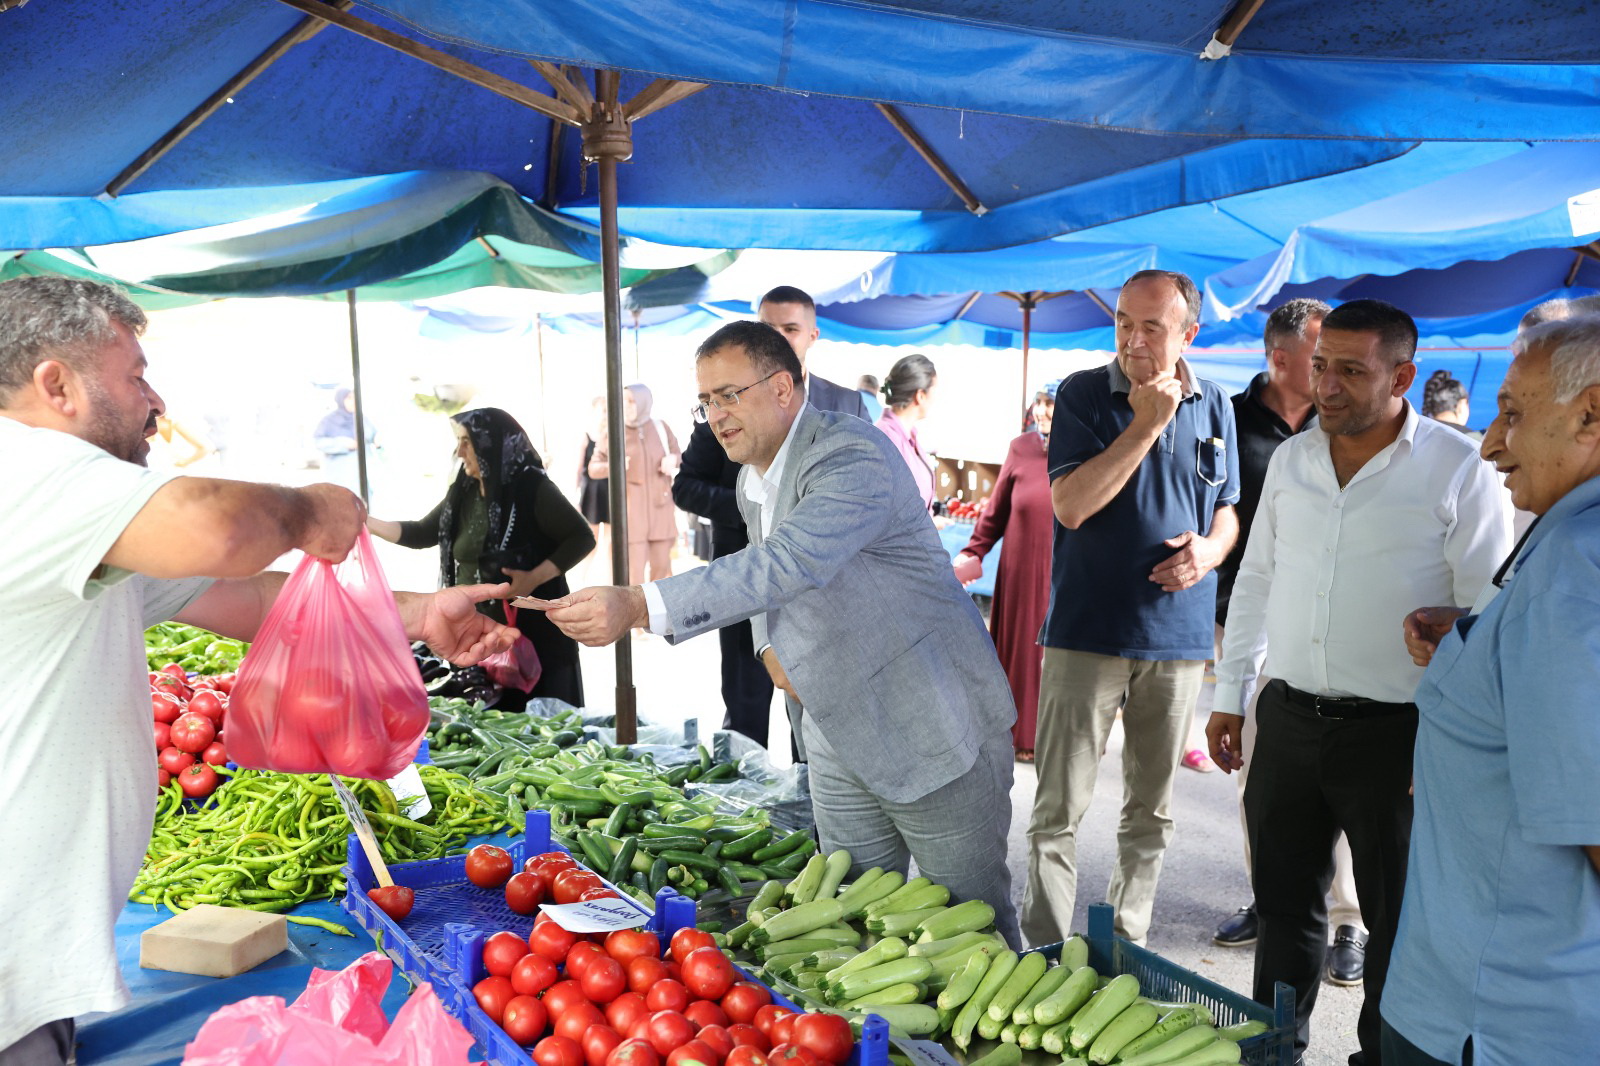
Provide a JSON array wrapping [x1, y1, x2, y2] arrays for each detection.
[[133, 765, 517, 930], [145, 621, 249, 674]]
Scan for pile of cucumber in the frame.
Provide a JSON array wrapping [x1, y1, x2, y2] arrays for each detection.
[[720, 850, 1268, 1066]]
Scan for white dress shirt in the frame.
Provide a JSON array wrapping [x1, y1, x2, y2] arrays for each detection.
[[643, 408, 805, 635], [1214, 403, 1511, 713]]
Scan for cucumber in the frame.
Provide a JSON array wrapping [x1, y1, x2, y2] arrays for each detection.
[[1058, 934, 1089, 972], [1012, 961, 1073, 1024], [1158, 1039, 1241, 1066], [1069, 973, 1141, 1053], [935, 949, 991, 1010], [826, 955, 934, 1004], [838, 871, 904, 919], [1031, 964, 1098, 1027], [950, 949, 1017, 1050], [964, 1044, 1021, 1066], [1087, 1001, 1159, 1064], [914, 899, 996, 942], [839, 982, 924, 1010], [748, 898, 844, 946], [826, 936, 907, 980], [1117, 1025, 1221, 1066], [813, 849, 853, 902], [986, 949, 1049, 1022], [1214, 1020, 1267, 1042], [1119, 1006, 1204, 1059], [721, 828, 773, 860], [750, 829, 813, 863]]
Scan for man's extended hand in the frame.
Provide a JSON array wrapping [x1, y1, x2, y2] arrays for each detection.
[[1206, 712, 1246, 774], [1402, 605, 1470, 667], [536, 586, 648, 647], [762, 646, 798, 702], [1150, 530, 1224, 592], [395, 582, 518, 665]]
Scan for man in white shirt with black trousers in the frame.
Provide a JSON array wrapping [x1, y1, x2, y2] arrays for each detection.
[[1206, 299, 1511, 1066]]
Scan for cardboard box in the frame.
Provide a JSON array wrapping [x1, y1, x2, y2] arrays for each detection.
[[933, 457, 1002, 503], [140, 904, 288, 978]]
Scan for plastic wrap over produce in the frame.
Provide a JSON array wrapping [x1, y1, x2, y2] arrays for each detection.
[[228, 529, 428, 779]]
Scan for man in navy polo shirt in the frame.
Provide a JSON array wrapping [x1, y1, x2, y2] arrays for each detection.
[[1021, 269, 1240, 946]]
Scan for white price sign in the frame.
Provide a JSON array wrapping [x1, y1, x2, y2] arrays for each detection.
[[541, 899, 652, 934]]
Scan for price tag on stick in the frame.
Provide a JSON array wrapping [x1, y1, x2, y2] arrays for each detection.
[[330, 775, 394, 888], [541, 899, 652, 934]]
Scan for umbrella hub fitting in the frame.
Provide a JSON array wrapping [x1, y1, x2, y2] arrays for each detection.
[[581, 108, 633, 162]]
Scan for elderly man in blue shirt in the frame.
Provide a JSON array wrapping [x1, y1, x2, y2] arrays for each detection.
[[1383, 314, 1600, 1066]]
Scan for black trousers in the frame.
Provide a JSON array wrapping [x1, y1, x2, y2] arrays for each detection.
[[1380, 1022, 1472, 1066], [719, 618, 775, 748], [1245, 680, 1417, 1066]]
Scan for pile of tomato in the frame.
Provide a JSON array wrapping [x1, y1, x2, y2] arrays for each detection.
[[465, 852, 853, 1066], [150, 664, 234, 799]]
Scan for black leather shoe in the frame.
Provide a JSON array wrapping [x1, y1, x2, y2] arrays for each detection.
[[1327, 924, 1368, 986], [1213, 903, 1258, 947]]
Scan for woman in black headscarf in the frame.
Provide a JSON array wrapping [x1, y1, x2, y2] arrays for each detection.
[[368, 407, 594, 708]]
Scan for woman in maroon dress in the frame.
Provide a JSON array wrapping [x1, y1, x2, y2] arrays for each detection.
[[953, 381, 1058, 760]]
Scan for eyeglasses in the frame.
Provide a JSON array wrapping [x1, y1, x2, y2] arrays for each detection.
[[690, 371, 780, 424]]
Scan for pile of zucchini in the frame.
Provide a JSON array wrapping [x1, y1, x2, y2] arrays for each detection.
[[720, 851, 1268, 1066]]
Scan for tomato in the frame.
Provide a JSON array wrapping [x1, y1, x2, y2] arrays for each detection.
[[768, 1015, 796, 1049], [158, 746, 194, 775], [554, 1001, 606, 1044], [465, 844, 515, 889], [186, 688, 227, 722], [669, 928, 717, 965], [154, 722, 170, 751], [162, 663, 189, 681], [506, 870, 547, 914], [201, 741, 228, 766], [680, 947, 735, 1002], [212, 673, 236, 694], [579, 885, 620, 901], [605, 993, 650, 1036], [531, 917, 580, 962], [644, 979, 689, 1014], [553, 868, 604, 904], [534, 1035, 586, 1066], [152, 692, 184, 724], [367, 885, 414, 921], [566, 941, 608, 980], [790, 1015, 852, 1065], [626, 956, 670, 996], [152, 674, 190, 701], [766, 1046, 819, 1066], [605, 928, 660, 964], [751, 1007, 796, 1041], [719, 984, 771, 1026], [474, 975, 517, 1025], [724, 1048, 768, 1066], [529, 851, 579, 879], [512, 952, 560, 997], [169, 712, 216, 755], [644, 1011, 697, 1057], [667, 1039, 718, 1066], [579, 955, 627, 1004], [503, 995, 550, 1046], [663, 960, 683, 984], [696, 1024, 733, 1062], [726, 1026, 769, 1053], [683, 1000, 728, 1031], [584, 1023, 624, 1066], [542, 980, 590, 1020], [178, 761, 219, 799], [607, 1038, 662, 1066], [483, 930, 532, 978], [156, 768, 171, 789]]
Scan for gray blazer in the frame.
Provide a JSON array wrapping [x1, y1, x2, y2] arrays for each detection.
[[654, 404, 1016, 802]]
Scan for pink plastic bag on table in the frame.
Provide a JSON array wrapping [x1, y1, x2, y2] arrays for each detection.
[[182, 952, 475, 1066], [228, 528, 428, 779], [479, 602, 541, 694]]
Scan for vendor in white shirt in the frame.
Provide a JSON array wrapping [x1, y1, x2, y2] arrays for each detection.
[[1206, 299, 1511, 1066]]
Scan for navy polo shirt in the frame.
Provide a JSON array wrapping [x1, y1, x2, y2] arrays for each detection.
[[1042, 360, 1240, 661]]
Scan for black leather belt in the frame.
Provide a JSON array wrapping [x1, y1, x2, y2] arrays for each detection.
[[1277, 681, 1415, 721]]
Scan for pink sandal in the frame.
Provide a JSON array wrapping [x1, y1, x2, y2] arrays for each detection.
[[1181, 748, 1217, 773]]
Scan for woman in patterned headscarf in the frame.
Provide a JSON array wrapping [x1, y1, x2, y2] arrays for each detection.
[[368, 407, 595, 708], [951, 380, 1061, 761]]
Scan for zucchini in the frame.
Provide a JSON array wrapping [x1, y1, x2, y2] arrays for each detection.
[[1011, 960, 1072, 1024], [1213, 1021, 1267, 1042], [786, 853, 828, 905], [847, 1004, 939, 1038], [999, 1022, 1021, 1044], [826, 955, 934, 1004], [746, 880, 785, 917], [838, 871, 904, 919], [986, 949, 1048, 1022], [1069, 973, 1141, 1053], [935, 949, 990, 1010], [1032, 964, 1098, 1027], [1087, 1000, 1159, 1064], [826, 936, 907, 981], [950, 949, 1017, 1050], [863, 877, 933, 917], [865, 906, 948, 938], [1040, 1020, 1074, 1056], [866, 882, 949, 919], [964, 1044, 1021, 1066], [1017, 1022, 1049, 1050], [813, 849, 853, 902], [838, 982, 924, 1010], [1115, 1024, 1220, 1066], [914, 899, 996, 942], [976, 1011, 1008, 1041], [748, 898, 844, 946], [911, 931, 993, 958], [831, 867, 884, 910], [755, 938, 847, 961], [1119, 1006, 1204, 1059], [1058, 934, 1089, 972]]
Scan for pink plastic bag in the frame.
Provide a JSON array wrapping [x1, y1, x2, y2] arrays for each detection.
[[228, 528, 428, 779], [182, 952, 475, 1066], [479, 602, 541, 694]]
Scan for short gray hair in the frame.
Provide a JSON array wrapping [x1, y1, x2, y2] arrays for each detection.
[[1516, 314, 1600, 404], [0, 277, 147, 400], [1519, 294, 1600, 333], [1123, 270, 1202, 330], [1263, 298, 1331, 351]]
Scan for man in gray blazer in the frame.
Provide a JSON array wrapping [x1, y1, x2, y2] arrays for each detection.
[[540, 320, 1020, 944]]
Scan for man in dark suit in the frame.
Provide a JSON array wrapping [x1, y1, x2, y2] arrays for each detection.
[[672, 286, 867, 749]]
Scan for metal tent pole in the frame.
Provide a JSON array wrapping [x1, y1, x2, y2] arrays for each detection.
[[346, 290, 370, 504]]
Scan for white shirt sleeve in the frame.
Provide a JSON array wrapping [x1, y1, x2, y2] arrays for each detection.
[[1445, 456, 1515, 607], [1213, 447, 1282, 717], [641, 581, 672, 636]]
